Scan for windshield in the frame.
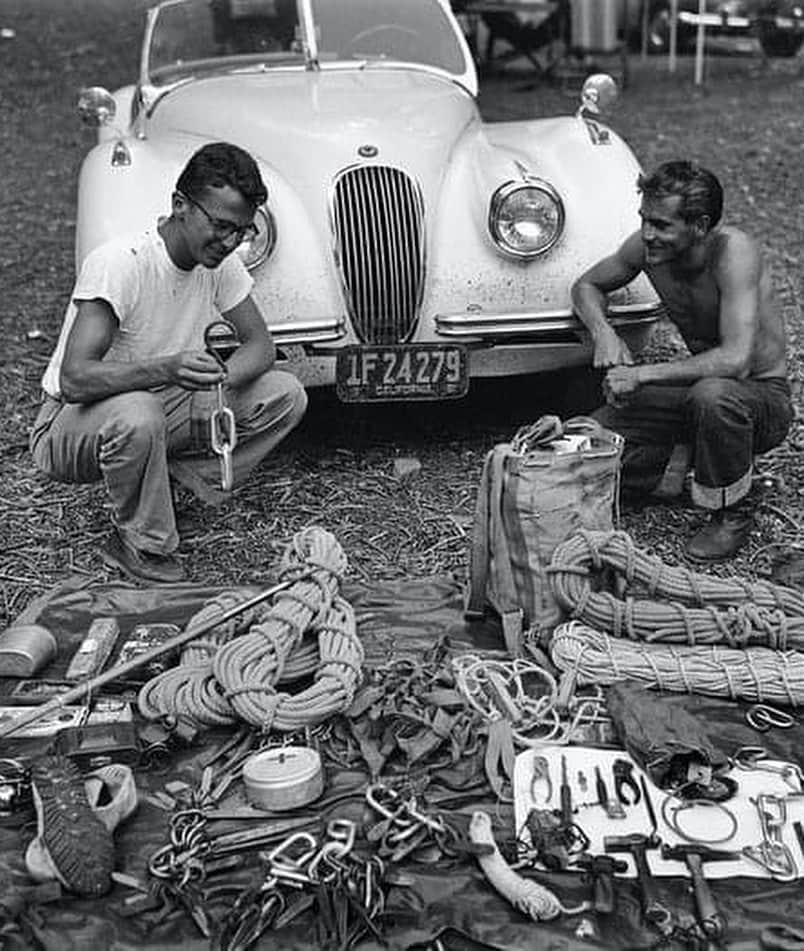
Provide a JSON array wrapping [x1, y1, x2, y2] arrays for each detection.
[[145, 0, 469, 85], [311, 0, 466, 73]]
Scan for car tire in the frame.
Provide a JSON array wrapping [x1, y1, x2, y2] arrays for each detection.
[[758, 25, 804, 56]]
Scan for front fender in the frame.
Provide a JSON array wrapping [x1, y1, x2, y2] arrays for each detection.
[[419, 115, 653, 328], [76, 139, 179, 268]]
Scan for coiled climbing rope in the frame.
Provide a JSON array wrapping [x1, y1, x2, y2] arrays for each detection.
[[547, 530, 804, 648], [551, 620, 804, 707], [138, 527, 361, 731]]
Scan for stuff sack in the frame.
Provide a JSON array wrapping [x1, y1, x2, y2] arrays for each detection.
[[465, 415, 622, 655], [606, 682, 731, 793]]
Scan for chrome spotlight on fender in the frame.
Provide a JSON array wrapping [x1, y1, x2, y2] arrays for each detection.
[[577, 73, 619, 117]]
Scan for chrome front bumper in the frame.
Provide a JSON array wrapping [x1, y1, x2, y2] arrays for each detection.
[[266, 301, 664, 346], [434, 300, 665, 341]]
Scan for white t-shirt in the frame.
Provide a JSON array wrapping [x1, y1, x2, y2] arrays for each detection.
[[41, 226, 253, 399]]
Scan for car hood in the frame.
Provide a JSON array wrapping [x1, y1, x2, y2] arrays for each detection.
[[145, 70, 478, 194]]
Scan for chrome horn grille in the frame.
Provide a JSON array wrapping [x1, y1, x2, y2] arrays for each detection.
[[332, 165, 425, 345]]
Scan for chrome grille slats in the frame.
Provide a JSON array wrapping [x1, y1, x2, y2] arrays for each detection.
[[332, 165, 424, 344]]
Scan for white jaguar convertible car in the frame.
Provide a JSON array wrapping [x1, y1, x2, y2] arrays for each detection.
[[76, 0, 662, 402]]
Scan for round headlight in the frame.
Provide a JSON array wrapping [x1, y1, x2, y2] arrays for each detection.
[[488, 181, 565, 259], [236, 206, 276, 271]]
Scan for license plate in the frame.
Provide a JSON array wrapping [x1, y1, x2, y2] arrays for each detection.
[[336, 345, 468, 402], [775, 16, 796, 27]]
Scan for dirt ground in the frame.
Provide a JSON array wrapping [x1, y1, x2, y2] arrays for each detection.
[[0, 1, 803, 627]]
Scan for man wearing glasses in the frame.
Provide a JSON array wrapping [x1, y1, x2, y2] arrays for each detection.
[[30, 142, 307, 583]]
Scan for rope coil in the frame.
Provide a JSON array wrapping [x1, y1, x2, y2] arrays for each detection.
[[138, 527, 362, 731], [551, 620, 804, 707], [548, 531, 804, 648]]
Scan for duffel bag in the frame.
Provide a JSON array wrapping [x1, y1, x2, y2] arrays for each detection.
[[465, 415, 622, 655]]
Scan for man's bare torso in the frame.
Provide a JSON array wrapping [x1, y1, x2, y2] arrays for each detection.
[[645, 226, 787, 379]]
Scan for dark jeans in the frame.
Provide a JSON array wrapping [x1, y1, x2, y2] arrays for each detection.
[[593, 377, 793, 510]]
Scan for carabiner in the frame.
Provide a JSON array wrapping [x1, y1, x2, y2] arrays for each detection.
[[746, 704, 795, 732]]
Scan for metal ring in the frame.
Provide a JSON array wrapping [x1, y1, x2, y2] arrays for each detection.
[[660, 795, 738, 845]]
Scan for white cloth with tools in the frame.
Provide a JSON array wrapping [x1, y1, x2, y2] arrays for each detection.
[[513, 745, 804, 880]]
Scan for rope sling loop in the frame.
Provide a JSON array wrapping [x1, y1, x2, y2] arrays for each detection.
[[547, 530, 804, 649], [451, 654, 608, 748], [138, 527, 348, 728], [551, 620, 804, 707], [213, 527, 349, 729]]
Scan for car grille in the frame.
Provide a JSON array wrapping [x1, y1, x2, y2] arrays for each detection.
[[332, 165, 425, 345]]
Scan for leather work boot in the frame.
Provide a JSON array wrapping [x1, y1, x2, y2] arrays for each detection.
[[685, 509, 754, 561], [102, 530, 184, 584]]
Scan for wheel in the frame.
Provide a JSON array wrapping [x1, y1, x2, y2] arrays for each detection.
[[342, 24, 420, 58], [758, 25, 804, 56]]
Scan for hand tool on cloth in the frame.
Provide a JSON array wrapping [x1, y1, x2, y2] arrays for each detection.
[[595, 765, 626, 819], [613, 758, 641, 806], [660, 843, 737, 942], [573, 853, 627, 915], [204, 318, 240, 491], [742, 793, 798, 881], [604, 832, 672, 937]]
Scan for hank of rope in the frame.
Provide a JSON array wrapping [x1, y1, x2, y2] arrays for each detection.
[[138, 527, 347, 727], [137, 596, 324, 728], [250, 596, 364, 732], [551, 619, 804, 707], [547, 530, 804, 649], [468, 810, 589, 920], [212, 527, 348, 728]]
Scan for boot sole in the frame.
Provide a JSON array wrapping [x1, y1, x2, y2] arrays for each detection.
[[31, 755, 115, 897]]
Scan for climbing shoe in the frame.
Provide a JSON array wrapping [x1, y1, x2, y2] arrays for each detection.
[[686, 510, 753, 561], [25, 755, 115, 897]]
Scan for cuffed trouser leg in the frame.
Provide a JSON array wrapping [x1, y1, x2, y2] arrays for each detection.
[[167, 369, 307, 504], [684, 377, 793, 510], [593, 377, 793, 510], [30, 393, 178, 554]]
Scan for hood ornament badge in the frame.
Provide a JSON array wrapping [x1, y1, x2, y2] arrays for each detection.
[[358, 144, 378, 158]]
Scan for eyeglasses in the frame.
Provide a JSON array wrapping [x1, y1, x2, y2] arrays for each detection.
[[180, 192, 259, 243]]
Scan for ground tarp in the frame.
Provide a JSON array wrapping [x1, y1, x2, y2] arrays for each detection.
[[2, 575, 804, 950]]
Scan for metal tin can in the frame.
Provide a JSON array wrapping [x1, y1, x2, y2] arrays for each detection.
[[243, 746, 324, 811]]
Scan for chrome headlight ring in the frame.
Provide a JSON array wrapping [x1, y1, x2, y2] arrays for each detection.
[[236, 205, 276, 271], [488, 179, 565, 260]]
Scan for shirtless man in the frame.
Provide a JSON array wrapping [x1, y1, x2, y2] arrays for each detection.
[[571, 160, 792, 560]]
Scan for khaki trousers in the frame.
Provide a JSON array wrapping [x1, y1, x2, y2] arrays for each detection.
[[30, 371, 307, 555]]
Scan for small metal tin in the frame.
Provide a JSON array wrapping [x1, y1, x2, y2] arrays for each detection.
[[0, 624, 57, 677], [243, 746, 324, 812]]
